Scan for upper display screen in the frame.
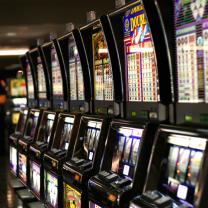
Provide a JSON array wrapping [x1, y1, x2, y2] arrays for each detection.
[[37, 56, 47, 99], [175, 0, 208, 102], [92, 24, 114, 101], [123, 4, 159, 102], [111, 127, 143, 178], [159, 133, 206, 205], [51, 44, 63, 97], [69, 42, 84, 101], [26, 59, 35, 99]]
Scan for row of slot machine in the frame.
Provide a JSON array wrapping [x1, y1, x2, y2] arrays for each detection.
[[8, 0, 208, 207]]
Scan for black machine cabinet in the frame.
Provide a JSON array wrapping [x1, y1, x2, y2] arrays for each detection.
[[17, 109, 43, 187], [43, 113, 81, 208], [88, 120, 158, 208], [28, 48, 51, 109], [62, 115, 109, 208], [9, 108, 29, 177], [56, 29, 92, 113], [29, 111, 58, 200], [130, 125, 208, 208], [105, 0, 173, 121], [40, 41, 68, 111], [80, 19, 124, 117]]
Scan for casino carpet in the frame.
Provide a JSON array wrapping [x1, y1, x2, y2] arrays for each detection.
[[0, 155, 22, 208]]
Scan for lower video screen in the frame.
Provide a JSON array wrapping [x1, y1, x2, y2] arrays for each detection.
[[89, 201, 103, 208], [30, 161, 40, 196], [9, 146, 17, 175], [44, 171, 58, 208], [63, 183, 81, 208], [18, 152, 27, 183]]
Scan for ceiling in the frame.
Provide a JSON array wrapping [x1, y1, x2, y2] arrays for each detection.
[[0, 0, 116, 70]]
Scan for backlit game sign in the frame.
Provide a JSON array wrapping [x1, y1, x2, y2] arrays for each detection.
[[175, 0, 208, 102], [123, 4, 159, 102], [10, 146, 17, 175], [89, 201, 102, 208], [92, 24, 114, 101], [30, 161, 41, 196], [64, 183, 81, 208], [26, 59, 34, 99], [19, 152, 27, 184]]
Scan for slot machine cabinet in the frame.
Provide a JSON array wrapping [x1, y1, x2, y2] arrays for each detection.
[[39, 41, 68, 111], [62, 115, 109, 208], [130, 125, 208, 208], [28, 47, 51, 109], [56, 29, 91, 113], [42, 113, 81, 208], [88, 120, 158, 208], [80, 19, 124, 117]]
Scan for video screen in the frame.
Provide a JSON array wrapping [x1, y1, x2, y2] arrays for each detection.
[[18, 152, 27, 183], [51, 45, 63, 96], [16, 109, 28, 133], [59, 117, 74, 150], [159, 134, 206, 205], [44, 171, 58, 208], [69, 43, 84, 101], [43, 117, 54, 143], [175, 0, 208, 102], [63, 183, 81, 208], [92, 24, 113, 101], [30, 161, 40, 196], [37, 56, 47, 99], [89, 201, 102, 208], [26, 59, 34, 99], [74, 120, 102, 161], [123, 4, 158, 102], [10, 79, 27, 97], [9, 146, 17, 175], [111, 127, 143, 178]]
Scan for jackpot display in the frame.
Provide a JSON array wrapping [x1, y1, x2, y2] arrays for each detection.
[[123, 4, 159, 102], [18, 152, 27, 184], [37, 56, 47, 99], [63, 183, 81, 208], [26, 59, 35, 99], [111, 127, 143, 178], [30, 161, 41, 196], [175, 0, 208, 102], [159, 134, 206, 205], [73, 120, 102, 161], [9, 146, 17, 175], [92, 24, 114, 101], [69, 43, 84, 101], [51, 45, 63, 97], [44, 171, 58, 208]]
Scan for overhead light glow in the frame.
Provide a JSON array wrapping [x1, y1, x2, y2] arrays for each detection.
[[0, 48, 28, 56]]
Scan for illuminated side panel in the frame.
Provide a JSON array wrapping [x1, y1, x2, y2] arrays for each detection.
[[92, 24, 114, 101], [37, 56, 47, 99], [123, 4, 159, 102], [30, 161, 41, 197], [10, 146, 17, 175], [111, 127, 143, 178], [26, 59, 34, 99], [175, 0, 208, 102], [51, 44, 63, 97], [69, 43, 84, 101], [19, 153, 27, 184]]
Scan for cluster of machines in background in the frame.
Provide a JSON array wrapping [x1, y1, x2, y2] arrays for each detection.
[[8, 0, 208, 207]]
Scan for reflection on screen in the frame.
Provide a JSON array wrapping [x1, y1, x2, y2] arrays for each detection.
[[74, 120, 102, 161], [30, 161, 40, 196], [19, 153, 27, 183], [123, 4, 158, 102], [89, 201, 102, 208], [45, 171, 58, 208], [51, 45, 63, 96], [26, 59, 34, 99], [69, 43, 84, 101], [37, 56, 47, 99], [9, 146, 17, 174], [175, 0, 208, 102], [43, 119, 54, 143], [92, 24, 113, 101], [111, 127, 143, 178], [16, 110, 28, 133], [64, 183, 81, 208], [159, 134, 206, 205], [59, 117, 74, 150]]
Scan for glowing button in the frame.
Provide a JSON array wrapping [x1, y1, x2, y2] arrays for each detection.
[[108, 194, 117, 202], [177, 184, 188, 200]]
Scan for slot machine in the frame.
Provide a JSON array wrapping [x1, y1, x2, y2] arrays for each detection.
[[129, 0, 208, 207], [61, 12, 125, 208], [87, 0, 173, 207]]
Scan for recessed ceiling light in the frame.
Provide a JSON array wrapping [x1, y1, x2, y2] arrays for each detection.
[[6, 32, 17, 37], [0, 48, 28, 56]]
